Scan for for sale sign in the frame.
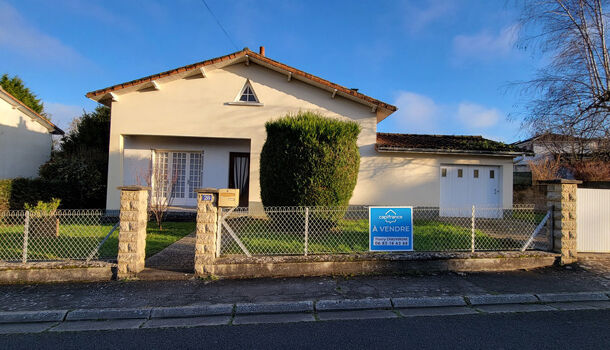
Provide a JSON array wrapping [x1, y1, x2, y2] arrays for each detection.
[[369, 207, 413, 251]]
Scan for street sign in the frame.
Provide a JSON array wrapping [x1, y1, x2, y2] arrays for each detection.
[[369, 206, 414, 251]]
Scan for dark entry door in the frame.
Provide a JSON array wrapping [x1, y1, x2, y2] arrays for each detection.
[[228, 152, 250, 207]]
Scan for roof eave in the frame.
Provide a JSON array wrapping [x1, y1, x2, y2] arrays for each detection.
[[0, 88, 64, 135], [376, 145, 528, 157]]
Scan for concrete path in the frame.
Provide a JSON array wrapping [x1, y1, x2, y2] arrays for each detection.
[[144, 231, 196, 272], [0, 292, 608, 334]]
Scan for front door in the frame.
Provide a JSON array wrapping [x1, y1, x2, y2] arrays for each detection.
[[154, 151, 203, 207], [228, 152, 250, 207]]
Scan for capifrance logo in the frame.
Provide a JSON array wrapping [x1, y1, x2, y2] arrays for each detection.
[[378, 209, 403, 224]]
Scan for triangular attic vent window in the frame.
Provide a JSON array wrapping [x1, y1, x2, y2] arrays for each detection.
[[238, 81, 259, 102]]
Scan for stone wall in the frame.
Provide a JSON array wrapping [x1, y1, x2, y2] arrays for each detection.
[[194, 189, 218, 277]]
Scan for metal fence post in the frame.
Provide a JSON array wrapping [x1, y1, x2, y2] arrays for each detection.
[[22, 211, 30, 263], [471, 205, 475, 253], [304, 207, 309, 256]]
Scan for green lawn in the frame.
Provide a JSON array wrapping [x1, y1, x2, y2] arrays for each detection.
[[0, 220, 195, 261], [220, 218, 519, 255]]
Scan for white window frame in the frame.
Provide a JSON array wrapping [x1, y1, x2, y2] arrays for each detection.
[[226, 79, 264, 106], [151, 149, 204, 205]]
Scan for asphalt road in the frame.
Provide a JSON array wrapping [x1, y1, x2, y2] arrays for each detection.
[[0, 310, 608, 350]]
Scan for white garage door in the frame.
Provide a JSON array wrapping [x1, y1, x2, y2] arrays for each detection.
[[440, 165, 501, 217]]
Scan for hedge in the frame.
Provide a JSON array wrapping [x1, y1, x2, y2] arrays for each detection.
[[260, 112, 361, 222], [0, 178, 57, 211]]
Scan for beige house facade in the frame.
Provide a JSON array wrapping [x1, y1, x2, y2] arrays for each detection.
[[88, 48, 517, 211], [0, 87, 63, 179]]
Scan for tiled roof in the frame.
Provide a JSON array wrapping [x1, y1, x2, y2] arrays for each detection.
[[0, 87, 64, 135], [86, 48, 397, 112], [376, 133, 528, 155]]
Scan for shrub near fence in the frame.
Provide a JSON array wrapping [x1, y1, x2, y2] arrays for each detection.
[[219, 206, 550, 256]]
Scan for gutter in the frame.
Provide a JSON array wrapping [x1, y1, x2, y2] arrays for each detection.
[[376, 145, 530, 157]]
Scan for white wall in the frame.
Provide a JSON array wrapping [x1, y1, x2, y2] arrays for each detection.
[[122, 135, 250, 190], [0, 99, 52, 179], [355, 151, 514, 208]]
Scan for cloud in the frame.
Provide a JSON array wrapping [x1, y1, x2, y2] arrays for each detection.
[[391, 91, 440, 133], [377, 91, 512, 139], [0, 1, 86, 64], [453, 23, 519, 61], [45, 102, 83, 131], [403, 0, 456, 33], [457, 103, 501, 128]]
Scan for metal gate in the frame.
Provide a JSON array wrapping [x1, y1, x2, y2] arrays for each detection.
[[577, 188, 610, 253]]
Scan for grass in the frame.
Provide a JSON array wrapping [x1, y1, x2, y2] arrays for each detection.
[[221, 218, 519, 255], [0, 220, 195, 261]]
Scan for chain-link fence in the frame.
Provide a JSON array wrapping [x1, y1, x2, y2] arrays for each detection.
[[0, 210, 120, 262], [219, 205, 552, 256]]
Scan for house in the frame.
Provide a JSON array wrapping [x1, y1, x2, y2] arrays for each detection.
[[512, 133, 604, 173], [0, 87, 64, 179], [86, 47, 519, 211]]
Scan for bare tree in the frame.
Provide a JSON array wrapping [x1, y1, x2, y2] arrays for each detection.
[[528, 156, 562, 181], [516, 0, 610, 160], [137, 159, 177, 230]]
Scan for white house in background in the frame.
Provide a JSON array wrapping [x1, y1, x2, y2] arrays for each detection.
[[0, 87, 64, 179], [86, 47, 521, 212], [512, 133, 603, 173]]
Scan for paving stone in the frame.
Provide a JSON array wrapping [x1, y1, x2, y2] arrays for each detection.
[[392, 296, 466, 308], [50, 319, 145, 332], [315, 298, 392, 311], [233, 313, 315, 325], [547, 302, 600, 311], [475, 304, 556, 314], [150, 304, 233, 318], [398, 307, 478, 317], [317, 309, 398, 321], [0, 322, 58, 334], [0, 310, 67, 324], [235, 301, 313, 314], [467, 294, 538, 305], [536, 292, 609, 303], [142, 316, 230, 329], [66, 308, 151, 321]]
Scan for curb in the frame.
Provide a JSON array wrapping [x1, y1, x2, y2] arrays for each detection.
[[315, 298, 392, 311], [0, 310, 68, 324], [236, 301, 313, 314], [0, 291, 608, 325], [466, 294, 539, 305]]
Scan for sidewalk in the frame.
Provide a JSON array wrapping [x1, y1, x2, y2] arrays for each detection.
[[0, 261, 608, 312]]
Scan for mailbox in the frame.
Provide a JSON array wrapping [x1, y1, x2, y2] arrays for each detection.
[[218, 188, 240, 207]]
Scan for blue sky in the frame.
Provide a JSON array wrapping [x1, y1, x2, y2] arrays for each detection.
[[0, 0, 540, 142]]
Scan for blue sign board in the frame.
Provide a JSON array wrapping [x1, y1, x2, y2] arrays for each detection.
[[201, 194, 213, 201], [369, 207, 413, 251]]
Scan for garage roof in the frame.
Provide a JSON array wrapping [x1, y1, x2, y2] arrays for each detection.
[[376, 133, 530, 156]]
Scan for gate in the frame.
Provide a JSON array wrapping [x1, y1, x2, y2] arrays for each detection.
[[577, 188, 610, 253]]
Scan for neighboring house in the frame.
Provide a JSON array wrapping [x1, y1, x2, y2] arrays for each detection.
[[0, 87, 64, 179], [512, 133, 603, 173], [86, 47, 519, 211]]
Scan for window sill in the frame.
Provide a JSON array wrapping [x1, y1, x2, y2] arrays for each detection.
[[225, 102, 264, 107]]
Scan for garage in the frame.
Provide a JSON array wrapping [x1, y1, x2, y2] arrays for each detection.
[[440, 164, 502, 217]]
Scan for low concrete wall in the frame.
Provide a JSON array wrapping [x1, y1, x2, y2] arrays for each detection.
[[213, 252, 559, 279], [0, 262, 115, 284]]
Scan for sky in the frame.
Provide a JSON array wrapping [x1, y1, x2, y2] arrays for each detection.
[[0, 0, 542, 142]]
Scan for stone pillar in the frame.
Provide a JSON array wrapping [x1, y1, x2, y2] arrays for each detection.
[[117, 186, 150, 278], [543, 179, 582, 265], [194, 188, 219, 277]]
